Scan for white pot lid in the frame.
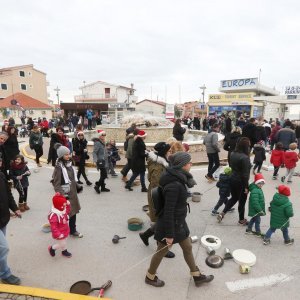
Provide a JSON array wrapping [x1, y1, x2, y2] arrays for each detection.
[[232, 249, 256, 266]]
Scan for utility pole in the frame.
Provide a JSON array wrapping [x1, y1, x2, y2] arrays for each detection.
[[54, 86, 60, 105], [199, 84, 206, 104]]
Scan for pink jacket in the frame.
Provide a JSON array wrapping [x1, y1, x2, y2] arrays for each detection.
[[48, 203, 70, 240]]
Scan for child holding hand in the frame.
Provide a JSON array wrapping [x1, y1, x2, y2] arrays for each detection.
[[48, 193, 72, 258]]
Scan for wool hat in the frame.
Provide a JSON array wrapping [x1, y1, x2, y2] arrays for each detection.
[[97, 129, 106, 136], [154, 142, 171, 158], [137, 130, 147, 138], [54, 143, 70, 159], [278, 185, 291, 196], [254, 173, 265, 184], [169, 151, 191, 169], [52, 193, 67, 211], [223, 166, 232, 175]]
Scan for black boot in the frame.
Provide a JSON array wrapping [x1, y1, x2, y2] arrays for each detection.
[[101, 184, 110, 192], [125, 184, 133, 191], [191, 267, 214, 286], [86, 180, 92, 186], [139, 228, 154, 246], [141, 187, 148, 192], [94, 184, 101, 194]]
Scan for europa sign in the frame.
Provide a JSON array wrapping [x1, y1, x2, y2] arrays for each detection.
[[285, 86, 300, 95], [220, 78, 258, 90]]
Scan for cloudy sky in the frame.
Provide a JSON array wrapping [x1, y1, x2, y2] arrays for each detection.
[[1, 0, 300, 103]]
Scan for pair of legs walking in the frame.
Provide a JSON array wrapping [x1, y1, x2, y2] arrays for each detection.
[[206, 153, 220, 179], [34, 144, 43, 166], [77, 158, 91, 184], [94, 167, 110, 193], [125, 171, 147, 191], [48, 238, 72, 258], [282, 168, 295, 183], [253, 162, 262, 173]]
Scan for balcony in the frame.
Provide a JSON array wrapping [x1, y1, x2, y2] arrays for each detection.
[[75, 93, 117, 103]]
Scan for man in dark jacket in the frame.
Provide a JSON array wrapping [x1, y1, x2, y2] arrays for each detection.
[[275, 121, 296, 151], [193, 115, 200, 130], [145, 152, 214, 287], [0, 156, 22, 285], [242, 118, 257, 148]]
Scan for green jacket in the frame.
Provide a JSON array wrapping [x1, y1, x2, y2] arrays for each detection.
[[248, 183, 266, 217], [270, 193, 294, 229]]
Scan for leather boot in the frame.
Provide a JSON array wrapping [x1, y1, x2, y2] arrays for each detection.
[[191, 267, 214, 286], [18, 203, 25, 212], [139, 228, 154, 246], [101, 184, 110, 192], [23, 203, 30, 210], [145, 272, 165, 287]]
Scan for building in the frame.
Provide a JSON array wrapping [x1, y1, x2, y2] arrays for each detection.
[[207, 77, 279, 118], [61, 81, 137, 117], [0, 64, 49, 104], [0, 93, 52, 122], [179, 101, 206, 118], [135, 99, 166, 116]]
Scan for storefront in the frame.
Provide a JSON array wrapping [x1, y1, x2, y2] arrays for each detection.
[[60, 102, 108, 117]]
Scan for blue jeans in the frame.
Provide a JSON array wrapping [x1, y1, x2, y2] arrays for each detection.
[[265, 227, 290, 241], [247, 215, 261, 232], [0, 227, 11, 279], [127, 172, 146, 189]]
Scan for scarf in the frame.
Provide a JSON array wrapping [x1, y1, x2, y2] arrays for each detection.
[[49, 206, 68, 223], [11, 162, 26, 170], [59, 160, 77, 185], [177, 168, 197, 188]]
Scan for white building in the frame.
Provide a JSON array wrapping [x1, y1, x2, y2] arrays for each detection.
[[135, 99, 166, 116]]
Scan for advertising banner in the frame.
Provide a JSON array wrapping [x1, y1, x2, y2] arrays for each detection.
[[220, 78, 258, 91], [165, 104, 174, 119]]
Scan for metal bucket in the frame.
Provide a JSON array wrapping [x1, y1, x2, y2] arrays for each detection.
[[192, 192, 201, 202]]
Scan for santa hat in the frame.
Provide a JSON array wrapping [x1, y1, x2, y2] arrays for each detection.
[[254, 173, 265, 184], [278, 185, 291, 196], [97, 129, 106, 136], [52, 193, 67, 211], [137, 130, 147, 138]]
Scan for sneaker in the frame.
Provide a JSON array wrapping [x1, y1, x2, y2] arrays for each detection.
[[211, 210, 219, 216], [263, 238, 271, 245], [1, 274, 21, 285], [217, 212, 224, 223], [245, 229, 254, 235], [94, 185, 101, 194], [145, 275, 165, 287], [253, 231, 265, 238], [48, 245, 55, 257], [77, 180, 83, 184], [71, 231, 83, 238], [281, 176, 285, 183], [62, 249, 72, 258], [284, 238, 294, 245], [238, 219, 248, 226]]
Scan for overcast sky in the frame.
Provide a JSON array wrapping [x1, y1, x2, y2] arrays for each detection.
[[1, 0, 300, 104]]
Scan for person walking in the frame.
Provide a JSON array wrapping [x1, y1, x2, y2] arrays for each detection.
[[252, 140, 266, 174], [275, 120, 296, 151], [269, 121, 281, 150], [270, 142, 284, 180], [48, 127, 67, 166], [4, 126, 19, 168], [223, 127, 242, 166], [217, 137, 251, 225], [92, 130, 110, 194], [145, 152, 214, 287], [242, 118, 257, 149], [120, 130, 135, 182], [52, 143, 83, 238], [203, 123, 220, 182], [281, 142, 299, 183], [0, 155, 22, 285], [172, 119, 186, 141], [29, 125, 43, 167], [72, 131, 92, 186]]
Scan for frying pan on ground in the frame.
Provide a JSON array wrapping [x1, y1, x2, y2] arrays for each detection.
[[70, 280, 112, 296]]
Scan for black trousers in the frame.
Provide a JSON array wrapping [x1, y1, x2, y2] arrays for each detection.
[[17, 186, 28, 203], [121, 159, 132, 177], [77, 158, 88, 182], [69, 214, 77, 234], [95, 167, 107, 188], [253, 162, 263, 173], [207, 152, 220, 177], [88, 119, 92, 130], [273, 166, 280, 176], [34, 144, 43, 164], [223, 179, 247, 221]]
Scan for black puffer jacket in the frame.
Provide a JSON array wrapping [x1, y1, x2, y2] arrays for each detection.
[[132, 137, 147, 173], [242, 123, 257, 147], [230, 151, 251, 188], [253, 144, 266, 163], [0, 171, 18, 229], [155, 168, 190, 244], [73, 137, 88, 161], [216, 173, 231, 197], [224, 132, 242, 152]]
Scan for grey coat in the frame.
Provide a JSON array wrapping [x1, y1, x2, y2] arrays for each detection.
[[125, 134, 134, 159], [92, 138, 109, 168], [203, 131, 220, 153], [29, 131, 43, 147], [52, 163, 81, 217]]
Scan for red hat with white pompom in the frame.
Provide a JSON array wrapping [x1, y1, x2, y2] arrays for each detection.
[[254, 173, 265, 184], [97, 130, 106, 136], [52, 193, 67, 211], [136, 130, 147, 138]]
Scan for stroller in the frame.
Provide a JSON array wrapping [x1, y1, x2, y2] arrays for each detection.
[[19, 125, 29, 137]]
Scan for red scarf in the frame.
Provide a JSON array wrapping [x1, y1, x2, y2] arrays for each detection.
[[11, 161, 26, 170]]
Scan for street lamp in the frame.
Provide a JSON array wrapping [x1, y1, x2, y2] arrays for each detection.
[[199, 84, 206, 104], [54, 86, 60, 106]]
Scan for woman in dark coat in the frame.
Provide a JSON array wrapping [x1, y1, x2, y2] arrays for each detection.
[[47, 127, 67, 166], [173, 119, 186, 141], [223, 126, 242, 166], [4, 126, 19, 167], [145, 152, 213, 287], [125, 130, 148, 192], [217, 137, 251, 225]]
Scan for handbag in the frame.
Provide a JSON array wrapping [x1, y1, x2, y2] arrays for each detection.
[[61, 184, 71, 196]]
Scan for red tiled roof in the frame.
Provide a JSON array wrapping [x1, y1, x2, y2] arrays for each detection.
[[0, 93, 52, 109], [137, 99, 166, 107]]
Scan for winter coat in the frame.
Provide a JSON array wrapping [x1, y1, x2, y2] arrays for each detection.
[[29, 130, 43, 148], [270, 149, 284, 167], [125, 134, 134, 159], [9, 163, 30, 188], [132, 137, 147, 173], [255, 125, 267, 142], [72, 137, 88, 164], [223, 132, 242, 152], [155, 168, 190, 244], [52, 161, 81, 217], [230, 151, 251, 188], [253, 144, 266, 164], [275, 127, 296, 150], [270, 125, 281, 142], [92, 138, 108, 168], [48, 203, 71, 240], [242, 123, 257, 147], [269, 193, 293, 229], [48, 133, 67, 164], [4, 135, 19, 165], [0, 171, 18, 229], [283, 150, 298, 169], [173, 125, 186, 141], [147, 151, 169, 222], [203, 131, 220, 153], [248, 183, 265, 217], [236, 119, 246, 129], [216, 173, 231, 197], [225, 118, 232, 133]]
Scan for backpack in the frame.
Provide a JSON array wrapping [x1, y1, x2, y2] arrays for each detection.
[[151, 186, 165, 217]]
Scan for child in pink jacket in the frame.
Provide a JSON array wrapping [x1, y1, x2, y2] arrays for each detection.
[[48, 193, 72, 258]]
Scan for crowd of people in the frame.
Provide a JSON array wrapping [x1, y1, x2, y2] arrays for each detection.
[[0, 112, 298, 288]]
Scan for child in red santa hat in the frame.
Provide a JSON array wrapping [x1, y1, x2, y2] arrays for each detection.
[[48, 193, 72, 258]]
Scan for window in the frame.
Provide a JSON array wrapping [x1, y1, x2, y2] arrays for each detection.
[[21, 84, 27, 90], [19, 70, 25, 77], [1, 83, 7, 90]]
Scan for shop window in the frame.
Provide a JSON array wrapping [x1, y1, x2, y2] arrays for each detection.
[[19, 70, 25, 77], [21, 84, 27, 90], [1, 83, 7, 90]]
